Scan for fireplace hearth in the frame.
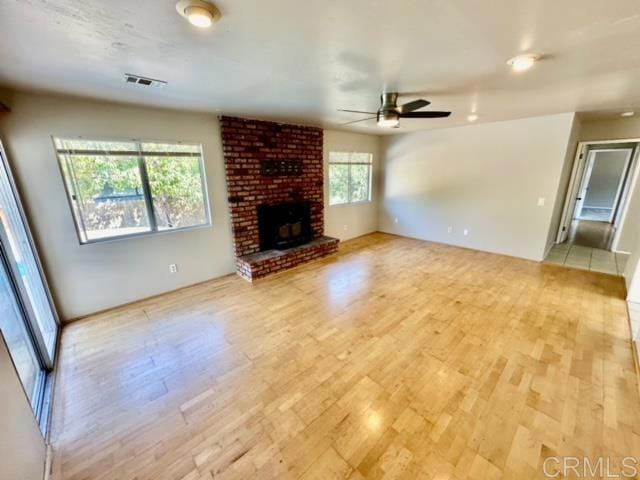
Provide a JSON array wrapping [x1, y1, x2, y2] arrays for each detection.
[[258, 201, 311, 250]]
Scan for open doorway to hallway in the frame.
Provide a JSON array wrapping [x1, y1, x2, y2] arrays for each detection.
[[546, 140, 640, 275], [569, 145, 634, 249]]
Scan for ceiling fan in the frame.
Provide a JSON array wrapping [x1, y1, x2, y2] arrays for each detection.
[[339, 92, 451, 128]]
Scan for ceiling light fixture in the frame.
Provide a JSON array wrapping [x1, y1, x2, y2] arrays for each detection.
[[467, 114, 478, 122], [176, 0, 221, 29], [507, 53, 540, 72], [621, 111, 635, 117]]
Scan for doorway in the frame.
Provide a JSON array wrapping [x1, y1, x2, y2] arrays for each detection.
[[0, 141, 59, 431], [567, 146, 634, 249], [547, 140, 640, 275], [557, 141, 639, 250]]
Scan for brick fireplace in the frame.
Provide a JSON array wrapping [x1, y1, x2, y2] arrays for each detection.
[[220, 116, 339, 280]]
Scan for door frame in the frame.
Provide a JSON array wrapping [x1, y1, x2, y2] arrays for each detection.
[[555, 138, 640, 250], [573, 149, 595, 221], [0, 246, 48, 418], [0, 141, 60, 367]]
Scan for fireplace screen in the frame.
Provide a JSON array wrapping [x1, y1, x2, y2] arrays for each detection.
[[257, 201, 312, 250]]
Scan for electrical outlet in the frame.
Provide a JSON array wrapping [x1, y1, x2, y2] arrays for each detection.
[[394, 217, 399, 224], [343, 224, 348, 231], [463, 229, 469, 236], [169, 264, 178, 274], [537, 197, 545, 207], [447, 226, 453, 234]]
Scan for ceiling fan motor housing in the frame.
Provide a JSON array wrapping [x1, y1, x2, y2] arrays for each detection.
[[380, 92, 399, 110], [378, 92, 400, 124]]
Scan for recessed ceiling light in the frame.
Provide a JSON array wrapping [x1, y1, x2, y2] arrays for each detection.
[[176, 0, 221, 29], [467, 114, 478, 122], [507, 53, 541, 72], [621, 111, 635, 117]]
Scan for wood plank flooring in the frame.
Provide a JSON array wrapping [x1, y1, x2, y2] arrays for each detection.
[[49, 233, 640, 480]]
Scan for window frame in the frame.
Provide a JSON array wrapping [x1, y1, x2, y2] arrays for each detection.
[[328, 151, 373, 206], [53, 136, 212, 245]]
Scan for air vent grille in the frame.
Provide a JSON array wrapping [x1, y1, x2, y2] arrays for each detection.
[[123, 73, 167, 88]]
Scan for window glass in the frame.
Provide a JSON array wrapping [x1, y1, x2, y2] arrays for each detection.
[[54, 138, 210, 243], [328, 151, 373, 205], [350, 164, 371, 202], [329, 164, 349, 205], [146, 156, 207, 230]]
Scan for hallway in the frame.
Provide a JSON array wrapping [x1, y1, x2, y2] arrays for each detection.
[[566, 219, 616, 250]]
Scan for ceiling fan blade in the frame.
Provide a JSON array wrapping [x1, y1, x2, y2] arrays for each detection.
[[399, 111, 451, 118], [340, 116, 377, 126], [399, 99, 430, 113], [338, 109, 377, 115]]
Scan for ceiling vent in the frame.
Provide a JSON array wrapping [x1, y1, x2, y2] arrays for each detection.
[[123, 73, 167, 88]]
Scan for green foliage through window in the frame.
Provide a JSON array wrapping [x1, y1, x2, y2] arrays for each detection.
[[55, 138, 210, 243], [329, 151, 372, 205]]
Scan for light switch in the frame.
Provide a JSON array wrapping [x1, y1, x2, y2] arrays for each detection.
[[537, 197, 545, 207]]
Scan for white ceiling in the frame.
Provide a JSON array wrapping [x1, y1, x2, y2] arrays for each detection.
[[2, 0, 640, 133]]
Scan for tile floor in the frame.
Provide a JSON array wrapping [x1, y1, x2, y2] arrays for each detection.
[[544, 242, 629, 276]]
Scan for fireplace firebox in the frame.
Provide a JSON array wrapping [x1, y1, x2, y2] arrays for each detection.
[[257, 201, 312, 251]]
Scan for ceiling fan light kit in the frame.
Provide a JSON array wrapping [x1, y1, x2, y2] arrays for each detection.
[[176, 0, 221, 28], [507, 53, 540, 72], [377, 111, 400, 128]]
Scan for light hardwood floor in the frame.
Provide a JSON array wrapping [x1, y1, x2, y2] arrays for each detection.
[[50, 233, 640, 480]]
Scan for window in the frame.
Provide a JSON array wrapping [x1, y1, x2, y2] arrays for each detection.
[[329, 151, 373, 205], [54, 138, 210, 243]]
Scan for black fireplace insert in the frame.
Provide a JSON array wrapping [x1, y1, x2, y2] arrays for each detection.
[[257, 201, 312, 250]]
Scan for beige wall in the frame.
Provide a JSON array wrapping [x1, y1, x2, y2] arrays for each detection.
[[0, 91, 236, 320], [580, 116, 640, 142], [0, 333, 45, 480], [379, 113, 576, 261], [545, 115, 582, 250], [323, 130, 381, 240]]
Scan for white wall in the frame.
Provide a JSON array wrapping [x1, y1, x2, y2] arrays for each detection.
[[0, 91, 236, 320], [0, 333, 45, 480], [323, 130, 381, 240], [379, 113, 576, 261], [618, 158, 640, 257]]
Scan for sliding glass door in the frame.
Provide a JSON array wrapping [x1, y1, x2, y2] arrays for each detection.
[[0, 140, 59, 423], [0, 251, 44, 407]]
